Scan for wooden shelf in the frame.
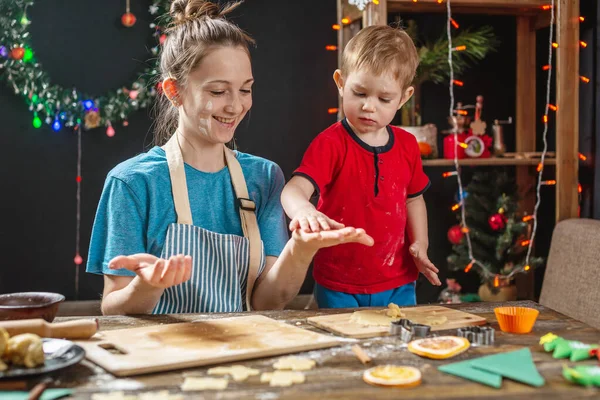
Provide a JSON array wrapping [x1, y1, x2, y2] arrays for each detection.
[[387, 0, 548, 16], [422, 152, 556, 167]]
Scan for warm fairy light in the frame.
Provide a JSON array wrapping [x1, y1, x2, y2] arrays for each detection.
[[454, 45, 467, 51], [443, 171, 458, 178], [522, 215, 534, 222], [579, 153, 587, 161], [332, 24, 340, 30], [541, 5, 552, 10], [524, 265, 531, 271], [457, 110, 468, 116], [413, 0, 418, 2], [578, 183, 583, 193], [461, 227, 469, 233], [552, 42, 559, 48], [450, 18, 459, 29], [325, 45, 337, 51], [541, 180, 556, 185], [341, 17, 350, 24], [548, 104, 558, 111], [458, 142, 468, 149], [437, 0, 443, 3], [543, 115, 549, 123], [537, 163, 543, 173], [580, 76, 590, 83], [493, 275, 500, 288], [451, 203, 461, 211], [579, 16, 585, 22], [328, 108, 338, 114], [521, 240, 531, 247], [452, 79, 464, 86], [464, 261, 474, 273], [580, 41, 588, 48], [373, 0, 379, 4], [542, 65, 551, 71]]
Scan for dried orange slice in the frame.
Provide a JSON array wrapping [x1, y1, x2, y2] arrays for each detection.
[[408, 336, 470, 359], [362, 365, 422, 388]]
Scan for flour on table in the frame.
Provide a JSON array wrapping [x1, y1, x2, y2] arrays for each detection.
[[91, 392, 138, 400], [181, 377, 229, 391], [260, 371, 306, 387], [208, 365, 260, 381], [273, 356, 316, 371]]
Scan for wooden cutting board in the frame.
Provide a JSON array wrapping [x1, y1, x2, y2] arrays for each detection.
[[76, 315, 341, 377], [307, 305, 487, 339]]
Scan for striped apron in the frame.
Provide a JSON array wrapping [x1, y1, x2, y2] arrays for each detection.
[[152, 134, 265, 314]]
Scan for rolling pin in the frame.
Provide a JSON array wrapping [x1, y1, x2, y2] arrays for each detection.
[[0, 318, 98, 340]]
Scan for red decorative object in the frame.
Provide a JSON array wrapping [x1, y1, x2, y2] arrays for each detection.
[[106, 125, 116, 137], [488, 213, 507, 231], [443, 132, 467, 159], [447, 225, 464, 245], [159, 34, 167, 45], [10, 47, 24, 60], [129, 90, 139, 100], [74, 254, 83, 265], [76, 176, 82, 183], [121, 12, 136, 27]]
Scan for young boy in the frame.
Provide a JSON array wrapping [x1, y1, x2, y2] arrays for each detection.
[[281, 25, 441, 309]]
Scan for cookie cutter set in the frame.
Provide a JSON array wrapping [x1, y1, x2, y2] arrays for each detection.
[[390, 319, 495, 346]]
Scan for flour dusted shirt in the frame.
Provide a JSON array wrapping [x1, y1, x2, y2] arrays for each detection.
[[87, 146, 288, 278], [294, 119, 430, 294]]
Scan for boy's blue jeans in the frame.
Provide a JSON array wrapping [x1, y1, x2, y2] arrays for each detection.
[[314, 281, 417, 308]]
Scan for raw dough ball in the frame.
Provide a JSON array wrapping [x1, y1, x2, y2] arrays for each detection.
[[273, 356, 316, 371], [261, 371, 306, 387], [181, 377, 229, 391], [5, 333, 44, 368], [208, 365, 260, 381], [386, 303, 405, 318], [425, 316, 448, 326]]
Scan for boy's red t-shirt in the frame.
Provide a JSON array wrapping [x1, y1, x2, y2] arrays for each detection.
[[294, 119, 430, 294]]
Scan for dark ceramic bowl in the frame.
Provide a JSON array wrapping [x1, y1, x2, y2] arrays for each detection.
[[0, 292, 65, 322]]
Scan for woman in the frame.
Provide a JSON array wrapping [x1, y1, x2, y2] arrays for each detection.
[[86, 0, 373, 315]]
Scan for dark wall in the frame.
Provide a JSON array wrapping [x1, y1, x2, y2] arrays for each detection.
[[2, 1, 589, 304], [0, 0, 338, 299]]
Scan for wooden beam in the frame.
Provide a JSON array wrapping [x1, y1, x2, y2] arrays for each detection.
[[556, 0, 580, 221], [387, 0, 547, 16], [515, 16, 537, 300], [363, 0, 388, 27]]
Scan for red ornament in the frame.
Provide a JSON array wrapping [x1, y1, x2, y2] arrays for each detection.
[[159, 34, 167, 45], [488, 213, 507, 231], [121, 12, 137, 27], [106, 125, 116, 137], [447, 225, 464, 245], [10, 47, 25, 60], [74, 254, 83, 265]]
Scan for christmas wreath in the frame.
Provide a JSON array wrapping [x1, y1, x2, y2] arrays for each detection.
[[0, 0, 171, 135]]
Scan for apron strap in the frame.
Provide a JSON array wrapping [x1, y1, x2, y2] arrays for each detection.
[[164, 134, 194, 225], [224, 147, 262, 311]]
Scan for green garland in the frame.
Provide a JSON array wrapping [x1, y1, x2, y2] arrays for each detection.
[[0, 0, 171, 133]]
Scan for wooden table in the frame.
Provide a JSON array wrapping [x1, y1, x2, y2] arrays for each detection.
[[11, 301, 600, 399]]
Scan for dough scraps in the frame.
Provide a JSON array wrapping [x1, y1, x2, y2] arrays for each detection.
[[181, 377, 229, 391], [273, 356, 316, 371], [260, 371, 306, 387], [207, 365, 260, 381]]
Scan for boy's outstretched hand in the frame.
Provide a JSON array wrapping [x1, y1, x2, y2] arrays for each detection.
[[409, 242, 441, 286], [290, 206, 345, 232]]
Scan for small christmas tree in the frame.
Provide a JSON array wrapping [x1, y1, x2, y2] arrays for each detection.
[[446, 169, 544, 292]]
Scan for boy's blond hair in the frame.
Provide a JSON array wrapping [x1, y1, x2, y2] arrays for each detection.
[[341, 25, 419, 90]]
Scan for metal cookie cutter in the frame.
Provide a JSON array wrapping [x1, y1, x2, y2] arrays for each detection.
[[390, 319, 431, 342], [457, 326, 495, 346]]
